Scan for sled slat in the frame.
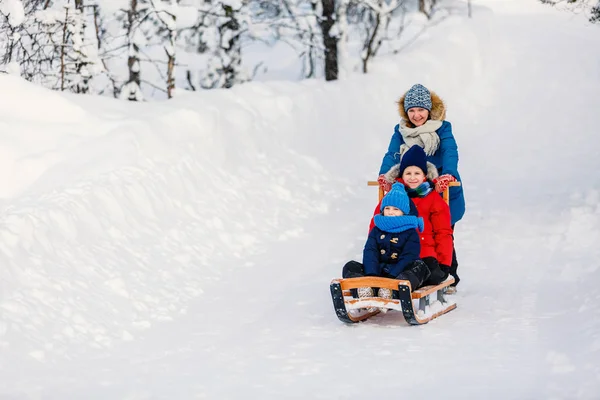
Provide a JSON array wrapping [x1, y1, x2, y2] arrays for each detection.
[[412, 277, 455, 299], [336, 277, 454, 299], [338, 277, 408, 291], [346, 297, 399, 307]]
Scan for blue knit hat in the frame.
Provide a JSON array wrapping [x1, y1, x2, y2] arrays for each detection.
[[380, 183, 411, 215], [399, 145, 428, 177], [404, 84, 432, 112]]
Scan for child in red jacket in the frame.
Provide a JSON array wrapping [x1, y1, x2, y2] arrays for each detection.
[[370, 145, 454, 288]]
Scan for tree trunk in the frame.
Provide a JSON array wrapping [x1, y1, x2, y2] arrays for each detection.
[[362, 12, 381, 73], [220, 4, 241, 89], [60, 7, 69, 91], [126, 0, 141, 100], [419, 0, 430, 19], [166, 33, 175, 98], [320, 0, 338, 81], [74, 0, 89, 93]]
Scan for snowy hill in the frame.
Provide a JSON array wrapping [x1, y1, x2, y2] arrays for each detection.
[[1, 0, 599, 398]]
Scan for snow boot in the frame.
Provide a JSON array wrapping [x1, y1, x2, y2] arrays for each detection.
[[444, 286, 457, 295], [377, 287, 393, 313], [357, 287, 374, 298], [396, 260, 431, 291], [357, 287, 377, 313]]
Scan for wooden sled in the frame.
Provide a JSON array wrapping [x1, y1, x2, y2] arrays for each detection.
[[330, 276, 456, 325], [330, 179, 460, 325]]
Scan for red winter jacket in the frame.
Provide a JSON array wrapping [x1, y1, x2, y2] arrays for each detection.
[[369, 184, 454, 266]]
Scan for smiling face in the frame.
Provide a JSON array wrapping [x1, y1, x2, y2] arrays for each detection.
[[383, 206, 404, 217], [407, 107, 429, 127], [402, 166, 426, 189]]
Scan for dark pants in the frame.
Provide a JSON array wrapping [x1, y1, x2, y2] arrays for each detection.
[[450, 224, 460, 287]]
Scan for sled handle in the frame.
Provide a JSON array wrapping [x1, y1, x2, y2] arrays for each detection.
[[367, 181, 385, 201], [368, 181, 460, 204], [442, 181, 461, 205]]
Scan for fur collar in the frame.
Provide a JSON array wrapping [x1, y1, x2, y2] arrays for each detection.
[[383, 162, 439, 183], [397, 89, 446, 128]]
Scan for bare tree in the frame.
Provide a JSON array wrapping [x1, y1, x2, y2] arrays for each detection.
[[1, 1, 102, 93], [358, 0, 404, 73], [148, 0, 177, 98], [539, 0, 600, 23], [418, 0, 437, 19]]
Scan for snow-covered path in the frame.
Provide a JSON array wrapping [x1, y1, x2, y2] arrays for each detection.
[[1, 1, 599, 399]]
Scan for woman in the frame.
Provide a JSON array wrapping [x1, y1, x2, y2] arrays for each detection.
[[377, 84, 465, 291]]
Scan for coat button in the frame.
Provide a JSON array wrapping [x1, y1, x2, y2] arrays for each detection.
[[380, 249, 386, 254], [380, 234, 385, 239]]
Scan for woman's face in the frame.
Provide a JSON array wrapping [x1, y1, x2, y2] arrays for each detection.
[[402, 166, 426, 189], [407, 108, 429, 127]]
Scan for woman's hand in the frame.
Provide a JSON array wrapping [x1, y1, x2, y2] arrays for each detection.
[[433, 174, 456, 193], [377, 174, 392, 192]]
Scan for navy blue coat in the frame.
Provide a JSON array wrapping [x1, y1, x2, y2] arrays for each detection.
[[378, 121, 465, 225], [363, 226, 420, 278]]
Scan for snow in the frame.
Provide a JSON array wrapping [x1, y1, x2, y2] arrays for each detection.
[[1, 0, 600, 398]]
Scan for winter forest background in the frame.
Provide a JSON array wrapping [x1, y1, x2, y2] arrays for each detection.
[[0, 0, 599, 101]]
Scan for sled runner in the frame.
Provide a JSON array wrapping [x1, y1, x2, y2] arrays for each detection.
[[330, 276, 456, 325]]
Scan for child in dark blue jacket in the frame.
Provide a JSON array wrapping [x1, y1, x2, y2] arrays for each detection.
[[343, 183, 431, 298]]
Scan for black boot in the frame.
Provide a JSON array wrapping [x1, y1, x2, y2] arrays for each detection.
[[422, 257, 449, 286], [449, 247, 460, 287], [342, 261, 365, 298], [396, 260, 431, 291], [342, 260, 365, 278]]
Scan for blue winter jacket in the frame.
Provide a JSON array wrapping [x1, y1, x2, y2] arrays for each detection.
[[378, 121, 465, 225], [363, 226, 420, 278]]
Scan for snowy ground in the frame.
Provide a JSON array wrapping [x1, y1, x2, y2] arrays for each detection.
[[1, 0, 600, 398]]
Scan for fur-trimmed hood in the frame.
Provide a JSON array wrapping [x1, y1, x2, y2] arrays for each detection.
[[398, 89, 446, 128], [383, 161, 439, 183]]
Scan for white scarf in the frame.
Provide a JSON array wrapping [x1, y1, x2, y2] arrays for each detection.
[[399, 120, 442, 157]]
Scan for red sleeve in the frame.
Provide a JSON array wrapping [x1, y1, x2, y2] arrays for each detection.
[[369, 200, 382, 233], [430, 195, 454, 266]]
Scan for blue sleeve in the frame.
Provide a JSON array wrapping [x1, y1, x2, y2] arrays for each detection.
[[437, 121, 459, 177], [378, 125, 404, 175], [363, 228, 381, 276], [395, 230, 421, 274]]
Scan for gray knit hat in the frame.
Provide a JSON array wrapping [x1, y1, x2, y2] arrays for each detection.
[[404, 84, 432, 112]]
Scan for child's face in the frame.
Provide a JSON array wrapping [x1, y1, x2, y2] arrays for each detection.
[[407, 108, 429, 127], [383, 206, 404, 217], [402, 166, 426, 189]]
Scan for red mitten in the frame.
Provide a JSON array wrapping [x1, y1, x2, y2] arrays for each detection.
[[433, 174, 456, 193], [377, 174, 392, 193]]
